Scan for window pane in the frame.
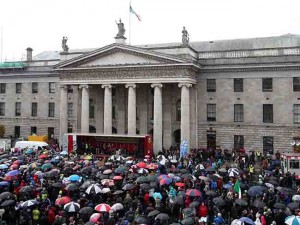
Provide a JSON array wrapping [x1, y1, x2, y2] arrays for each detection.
[[234, 104, 244, 122], [0, 84, 6, 94], [294, 77, 300, 92], [207, 79, 216, 92], [49, 83, 55, 93], [15, 102, 21, 116], [262, 78, 272, 92], [234, 78, 243, 92], [263, 104, 273, 123], [0, 102, 5, 116], [31, 102, 37, 117], [48, 127, 54, 139], [207, 104, 216, 121], [31, 126, 37, 135], [294, 104, 300, 124], [89, 99, 95, 119], [67, 103, 73, 118], [16, 83, 22, 93], [48, 103, 55, 117], [32, 83, 38, 93], [234, 135, 244, 150], [263, 136, 273, 154], [290, 160, 300, 169]]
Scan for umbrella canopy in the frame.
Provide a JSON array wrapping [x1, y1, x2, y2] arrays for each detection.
[[206, 190, 217, 196], [239, 217, 255, 225], [199, 176, 211, 182], [152, 192, 163, 200], [0, 191, 12, 199], [140, 183, 151, 191], [228, 168, 239, 177], [38, 154, 49, 159], [103, 169, 113, 175], [265, 183, 275, 189], [0, 164, 8, 169], [248, 186, 265, 197], [273, 202, 286, 209], [1, 199, 15, 207], [0, 181, 9, 186], [155, 213, 170, 221], [159, 178, 172, 186], [213, 197, 226, 207], [252, 199, 266, 209], [64, 202, 80, 213], [288, 202, 300, 210], [95, 203, 111, 212], [101, 179, 114, 186], [41, 163, 52, 171], [189, 201, 200, 208], [136, 176, 149, 184], [111, 203, 124, 211], [90, 213, 101, 223], [68, 174, 81, 182], [223, 183, 233, 189], [146, 163, 158, 170], [235, 199, 248, 207], [113, 190, 124, 195], [147, 209, 160, 217], [86, 184, 102, 194], [138, 168, 149, 174], [20, 186, 33, 193], [55, 196, 72, 206], [6, 170, 19, 176], [293, 195, 300, 202], [181, 217, 194, 225], [136, 162, 147, 168], [20, 199, 37, 207], [186, 189, 201, 197], [52, 181, 63, 188], [134, 216, 150, 224], [65, 183, 79, 191], [79, 207, 94, 215], [285, 215, 300, 225], [122, 183, 136, 190]]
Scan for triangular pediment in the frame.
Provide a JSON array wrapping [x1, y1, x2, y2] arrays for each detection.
[[56, 43, 192, 69]]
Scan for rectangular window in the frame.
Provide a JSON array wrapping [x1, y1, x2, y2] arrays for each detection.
[[263, 136, 274, 154], [234, 78, 243, 92], [290, 160, 300, 169], [67, 102, 73, 118], [0, 102, 5, 116], [263, 104, 273, 123], [234, 135, 244, 150], [0, 84, 6, 94], [262, 78, 272, 92], [48, 127, 54, 139], [294, 104, 300, 124], [294, 77, 300, 92], [15, 102, 21, 116], [48, 102, 55, 117], [16, 83, 22, 93], [207, 104, 216, 121], [49, 82, 56, 93], [14, 126, 20, 138], [32, 82, 38, 93], [89, 99, 95, 119], [31, 126, 37, 135], [234, 104, 244, 122], [207, 79, 216, 92], [31, 102, 37, 117], [67, 85, 73, 93]]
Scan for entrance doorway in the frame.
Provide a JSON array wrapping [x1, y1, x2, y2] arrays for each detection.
[[207, 131, 216, 149], [173, 129, 181, 146]]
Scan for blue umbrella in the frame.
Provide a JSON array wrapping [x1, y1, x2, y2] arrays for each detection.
[[152, 192, 162, 200], [60, 151, 68, 156], [0, 164, 8, 170], [239, 217, 255, 225], [68, 174, 81, 182], [6, 170, 19, 176], [25, 149, 34, 154], [223, 183, 232, 189], [0, 181, 9, 186], [248, 186, 265, 197], [285, 215, 300, 225]]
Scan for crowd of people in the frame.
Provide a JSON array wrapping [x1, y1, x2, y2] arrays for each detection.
[[0, 145, 298, 225]]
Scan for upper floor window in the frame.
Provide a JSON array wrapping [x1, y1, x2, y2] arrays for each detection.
[[262, 78, 272, 92], [15, 102, 21, 116], [0, 84, 6, 94], [49, 82, 56, 93], [263, 104, 273, 123], [294, 104, 300, 124], [89, 99, 95, 119], [31, 102, 38, 117], [294, 77, 300, 92], [234, 78, 243, 92], [234, 104, 244, 122], [67, 85, 73, 93], [207, 79, 216, 92], [16, 83, 22, 93], [48, 102, 55, 117], [0, 102, 5, 116], [67, 102, 73, 118], [207, 104, 216, 122], [32, 82, 38, 93]]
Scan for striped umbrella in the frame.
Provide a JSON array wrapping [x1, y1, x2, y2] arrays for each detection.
[[228, 168, 239, 177], [95, 203, 111, 212], [64, 202, 80, 213], [86, 184, 102, 194], [55, 196, 72, 206], [90, 213, 102, 223], [159, 178, 172, 186], [20, 199, 37, 207], [101, 179, 114, 186], [185, 189, 201, 197], [138, 168, 149, 174], [285, 215, 300, 225]]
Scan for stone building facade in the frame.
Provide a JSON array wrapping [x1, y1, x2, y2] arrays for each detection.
[[1, 34, 300, 154]]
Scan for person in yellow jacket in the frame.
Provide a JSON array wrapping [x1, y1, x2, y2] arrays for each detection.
[[249, 164, 255, 180], [32, 206, 40, 225]]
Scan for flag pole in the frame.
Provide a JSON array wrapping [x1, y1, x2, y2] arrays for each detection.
[[129, 0, 131, 45], [0, 26, 3, 63]]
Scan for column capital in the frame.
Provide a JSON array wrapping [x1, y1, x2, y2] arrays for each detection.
[[79, 84, 89, 89], [101, 84, 112, 89], [125, 83, 136, 89], [178, 82, 192, 88], [151, 83, 163, 88], [59, 84, 68, 90]]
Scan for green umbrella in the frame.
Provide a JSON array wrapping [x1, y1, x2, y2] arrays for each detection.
[[41, 163, 52, 171]]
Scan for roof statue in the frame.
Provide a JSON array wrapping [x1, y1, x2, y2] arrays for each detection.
[[62, 36, 69, 52], [115, 19, 126, 38], [182, 26, 189, 47]]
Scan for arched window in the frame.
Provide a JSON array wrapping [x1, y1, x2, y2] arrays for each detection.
[[176, 99, 181, 121]]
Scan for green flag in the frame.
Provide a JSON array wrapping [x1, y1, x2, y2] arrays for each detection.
[[234, 180, 242, 199]]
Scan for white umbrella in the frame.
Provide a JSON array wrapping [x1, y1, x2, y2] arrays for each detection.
[[86, 184, 102, 194], [265, 183, 274, 189], [101, 187, 111, 193], [228, 168, 239, 177], [64, 202, 80, 212], [293, 195, 300, 202], [20, 199, 37, 207], [111, 203, 124, 211]]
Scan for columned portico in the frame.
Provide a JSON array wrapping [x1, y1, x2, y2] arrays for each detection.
[[79, 84, 89, 133], [126, 83, 136, 135], [151, 83, 163, 154], [102, 84, 112, 134], [179, 82, 192, 149], [59, 85, 68, 145]]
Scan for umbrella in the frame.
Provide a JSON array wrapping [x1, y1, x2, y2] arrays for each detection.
[[248, 186, 264, 197], [278, 187, 296, 196], [113, 175, 123, 181], [181, 217, 194, 225], [147, 163, 158, 170], [20, 199, 37, 207], [41, 163, 52, 171], [213, 197, 226, 207], [55, 196, 72, 206], [199, 176, 211, 182], [235, 199, 248, 207], [68, 174, 81, 182], [265, 183, 274, 189], [60, 151, 68, 156], [189, 201, 200, 208], [111, 203, 124, 211], [79, 207, 94, 215], [25, 149, 34, 154], [228, 168, 239, 177], [134, 216, 150, 224], [0, 181, 9, 186], [146, 174, 158, 182], [152, 192, 163, 200], [136, 176, 149, 184], [175, 182, 185, 187], [147, 209, 160, 217], [138, 168, 149, 174], [159, 178, 172, 186], [6, 170, 19, 176], [239, 217, 255, 225], [101, 188, 111, 194], [288, 202, 299, 210], [285, 215, 300, 225], [65, 183, 79, 191], [38, 154, 49, 159], [113, 190, 124, 195], [20, 186, 33, 193], [95, 203, 111, 212], [136, 162, 147, 168], [223, 183, 233, 189], [0, 164, 8, 170], [86, 184, 102, 194], [293, 195, 300, 202], [122, 183, 135, 190], [140, 183, 151, 191], [52, 181, 63, 188], [155, 213, 170, 221], [186, 189, 201, 197], [103, 169, 113, 175], [101, 179, 114, 186], [0, 192, 12, 199], [273, 202, 286, 209], [90, 213, 101, 223], [1, 200, 15, 207], [252, 199, 266, 208], [86, 222, 96, 225], [115, 167, 126, 174], [64, 202, 80, 213]]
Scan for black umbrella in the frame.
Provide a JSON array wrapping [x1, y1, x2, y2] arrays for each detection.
[[136, 176, 149, 184], [79, 207, 94, 215], [20, 186, 33, 193], [189, 201, 200, 208], [174, 196, 184, 205], [252, 199, 266, 209], [206, 190, 217, 196], [52, 182, 63, 188], [134, 216, 150, 224], [65, 183, 79, 191], [273, 202, 286, 209], [155, 213, 170, 221], [122, 183, 136, 191], [213, 197, 226, 207], [235, 199, 248, 207], [0, 192, 12, 199], [181, 217, 194, 225], [85, 222, 95, 225], [140, 183, 151, 191], [147, 209, 160, 217], [113, 190, 124, 195], [1, 199, 15, 207], [287, 202, 299, 210]]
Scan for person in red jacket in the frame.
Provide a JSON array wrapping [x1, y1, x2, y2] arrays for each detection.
[[48, 207, 56, 225], [198, 202, 208, 218]]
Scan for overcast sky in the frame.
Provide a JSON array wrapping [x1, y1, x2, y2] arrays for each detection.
[[0, 0, 300, 61]]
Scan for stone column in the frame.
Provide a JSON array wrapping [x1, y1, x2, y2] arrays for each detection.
[[102, 84, 112, 134], [126, 83, 137, 135], [59, 85, 68, 145], [179, 83, 192, 150], [79, 84, 89, 133], [151, 83, 163, 155], [95, 86, 104, 133], [139, 86, 148, 134], [163, 85, 172, 149], [117, 86, 126, 134]]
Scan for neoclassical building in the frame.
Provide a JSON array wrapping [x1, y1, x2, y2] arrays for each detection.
[[1, 30, 300, 154]]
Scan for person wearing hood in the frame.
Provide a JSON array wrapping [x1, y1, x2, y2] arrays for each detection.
[[198, 202, 208, 218], [48, 207, 56, 225]]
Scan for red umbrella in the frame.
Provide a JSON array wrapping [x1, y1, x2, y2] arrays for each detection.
[[12, 160, 21, 165], [175, 182, 185, 187], [146, 163, 158, 170], [55, 196, 72, 206], [136, 162, 147, 168], [4, 175, 17, 181], [186, 189, 201, 197], [38, 154, 49, 159], [95, 203, 111, 212], [113, 176, 123, 181], [10, 165, 18, 170], [90, 213, 102, 223]]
